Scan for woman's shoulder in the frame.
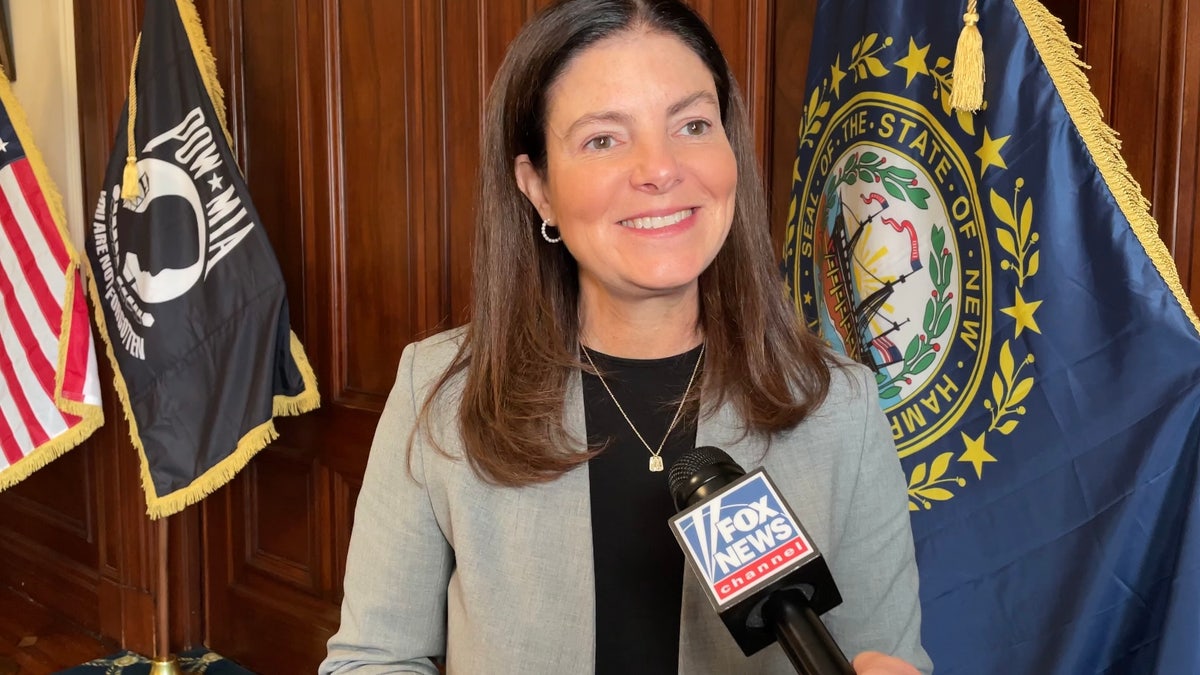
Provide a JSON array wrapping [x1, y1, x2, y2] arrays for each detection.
[[818, 351, 878, 415], [391, 325, 469, 399], [404, 325, 467, 369]]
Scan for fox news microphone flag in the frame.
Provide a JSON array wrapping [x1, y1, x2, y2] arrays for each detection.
[[0, 74, 103, 488], [84, 0, 318, 519], [783, 1, 1200, 673]]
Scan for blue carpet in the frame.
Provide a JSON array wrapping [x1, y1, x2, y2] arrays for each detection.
[[54, 648, 254, 674]]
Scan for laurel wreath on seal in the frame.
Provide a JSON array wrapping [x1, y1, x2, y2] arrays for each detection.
[[907, 179, 1041, 510], [824, 150, 932, 208], [791, 31, 1044, 510]]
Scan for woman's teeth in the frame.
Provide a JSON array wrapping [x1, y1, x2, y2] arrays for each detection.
[[619, 208, 694, 230]]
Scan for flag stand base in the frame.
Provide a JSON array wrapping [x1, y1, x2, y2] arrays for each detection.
[[148, 655, 182, 675]]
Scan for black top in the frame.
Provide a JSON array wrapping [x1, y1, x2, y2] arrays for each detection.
[[584, 344, 703, 675]]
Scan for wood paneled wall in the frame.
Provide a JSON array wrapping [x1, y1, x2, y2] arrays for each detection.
[[0, 1, 1195, 673], [1075, 0, 1200, 307]]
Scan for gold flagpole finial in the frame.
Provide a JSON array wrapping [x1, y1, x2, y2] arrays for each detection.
[[950, 0, 985, 112]]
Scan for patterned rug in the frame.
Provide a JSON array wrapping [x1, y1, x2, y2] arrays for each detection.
[[54, 648, 255, 674]]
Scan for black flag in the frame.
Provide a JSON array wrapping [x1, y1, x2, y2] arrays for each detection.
[[85, 0, 319, 518]]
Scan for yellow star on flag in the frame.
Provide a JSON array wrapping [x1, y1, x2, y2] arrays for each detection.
[[831, 56, 847, 99], [1000, 288, 1043, 337], [803, 291, 814, 305], [894, 38, 930, 87], [958, 431, 996, 479], [976, 128, 1010, 176]]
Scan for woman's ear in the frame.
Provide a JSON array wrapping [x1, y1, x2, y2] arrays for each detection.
[[514, 154, 554, 222]]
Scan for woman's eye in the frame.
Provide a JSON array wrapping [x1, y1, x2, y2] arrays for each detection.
[[682, 120, 711, 136], [586, 135, 614, 150]]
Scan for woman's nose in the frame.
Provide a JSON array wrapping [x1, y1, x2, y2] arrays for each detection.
[[630, 136, 682, 193]]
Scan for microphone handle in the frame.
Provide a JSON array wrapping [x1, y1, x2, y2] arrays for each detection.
[[763, 589, 855, 675]]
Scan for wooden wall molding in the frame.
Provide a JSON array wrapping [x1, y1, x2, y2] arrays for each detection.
[[1077, 0, 1200, 308]]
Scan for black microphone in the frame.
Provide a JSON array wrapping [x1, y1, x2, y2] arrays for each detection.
[[668, 446, 854, 675]]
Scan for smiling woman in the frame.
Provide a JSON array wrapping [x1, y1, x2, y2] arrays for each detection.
[[514, 31, 738, 353], [320, 1, 930, 674]]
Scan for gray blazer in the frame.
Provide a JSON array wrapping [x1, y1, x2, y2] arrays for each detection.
[[321, 329, 933, 674]]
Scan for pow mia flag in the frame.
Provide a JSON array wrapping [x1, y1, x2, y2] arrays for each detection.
[[85, 0, 318, 518]]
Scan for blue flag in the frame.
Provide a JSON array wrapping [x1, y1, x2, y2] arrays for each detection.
[[782, 1, 1200, 672]]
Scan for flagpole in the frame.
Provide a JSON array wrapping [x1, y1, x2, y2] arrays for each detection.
[[150, 517, 182, 675]]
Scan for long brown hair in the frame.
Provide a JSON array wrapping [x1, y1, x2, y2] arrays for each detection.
[[417, 0, 833, 485]]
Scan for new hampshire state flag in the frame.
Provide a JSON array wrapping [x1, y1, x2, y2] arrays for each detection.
[[782, 1, 1200, 673], [84, 0, 318, 518]]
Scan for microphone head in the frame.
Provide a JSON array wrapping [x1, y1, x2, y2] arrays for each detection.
[[666, 447, 845, 659], [668, 446, 746, 511]]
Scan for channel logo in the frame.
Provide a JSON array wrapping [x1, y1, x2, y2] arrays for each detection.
[[670, 470, 815, 608]]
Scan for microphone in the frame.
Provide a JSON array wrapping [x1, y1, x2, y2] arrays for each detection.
[[668, 446, 854, 675]]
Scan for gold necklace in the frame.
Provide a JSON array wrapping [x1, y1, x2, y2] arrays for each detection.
[[581, 343, 705, 472]]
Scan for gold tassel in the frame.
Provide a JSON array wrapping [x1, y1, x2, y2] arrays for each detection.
[[120, 156, 140, 199], [950, 0, 985, 112], [120, 34, 143, 200]]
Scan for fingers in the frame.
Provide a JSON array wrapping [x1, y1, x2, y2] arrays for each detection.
[[852, 651, 922, 675]]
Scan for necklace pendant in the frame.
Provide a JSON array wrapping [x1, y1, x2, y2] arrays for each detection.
[[649, 456, 664, 472]]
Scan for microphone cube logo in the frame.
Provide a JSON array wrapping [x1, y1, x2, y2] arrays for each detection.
[[670, 470, 814, 608]]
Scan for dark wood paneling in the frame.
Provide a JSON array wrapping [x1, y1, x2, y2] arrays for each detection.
[[1180, 0, 1200, 296], [1078, 0, 1200, 308], [201, 1, 339, 671], [690, 0, 774, 166], [446, 0, 486, 320], [247, 453, 318, 587], [768, 0, 816, 252], [337, 0, 447, 400], [1043, 0, 1081, 40]]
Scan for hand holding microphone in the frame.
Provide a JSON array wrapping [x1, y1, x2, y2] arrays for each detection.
[[851, 652, 922, 675], [667, 446, 854, 675]]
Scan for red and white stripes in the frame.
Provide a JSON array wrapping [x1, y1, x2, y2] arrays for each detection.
[[0, 148, 102, 483]]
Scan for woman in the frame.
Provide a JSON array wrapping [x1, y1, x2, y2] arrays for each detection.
[[321, 0, 931, 673]]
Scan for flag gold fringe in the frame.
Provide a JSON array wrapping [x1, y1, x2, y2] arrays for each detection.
[[0, 413, 105, 492], [1015, 0, 1200, 335], [0, 68, 103, 492], [274, 331, 322, 416], [85, 0, 321, 518], [83, 264, 316, 520], [53, 266, 98, 418], [950, 0, 985, 112], [82, 265, 152, 499], [173, 0, 321, 423], [175, 0, 233, 146], [139, 419, 280, 520]]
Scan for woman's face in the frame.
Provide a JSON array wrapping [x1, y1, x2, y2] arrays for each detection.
[[515, 30, 738, 310]]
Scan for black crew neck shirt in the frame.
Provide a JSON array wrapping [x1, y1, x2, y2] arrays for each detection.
[[583, 344, 703, 675]]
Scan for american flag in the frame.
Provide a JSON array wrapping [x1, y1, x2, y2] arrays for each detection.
[[0, 78, 102, 489]]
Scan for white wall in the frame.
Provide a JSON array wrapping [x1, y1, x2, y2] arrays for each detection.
[[10, 0, 84, 248]]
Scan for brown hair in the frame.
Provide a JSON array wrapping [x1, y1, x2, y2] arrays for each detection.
[[417, 0, 833, 485]]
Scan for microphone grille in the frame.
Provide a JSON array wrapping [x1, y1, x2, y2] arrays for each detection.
[[668, 445, 738, 496]]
